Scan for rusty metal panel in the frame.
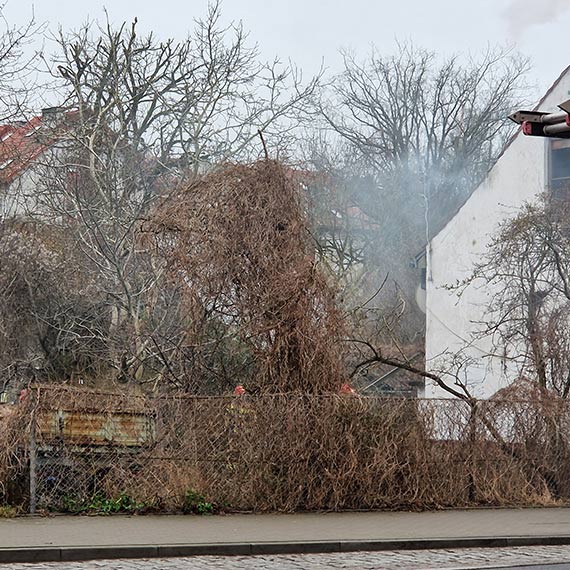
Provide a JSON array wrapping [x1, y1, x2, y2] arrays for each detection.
[[38, 410, 155, 447], [36, 410, 60, 439]]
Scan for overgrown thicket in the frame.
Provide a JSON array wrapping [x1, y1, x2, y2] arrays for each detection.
[[148, 161, 346, 393], [0, 3, 320, 395], [0, 160, 348, 395], [0, 403, 28, 506], [2, 386, 569, 513], [0, 221, 104, 388]]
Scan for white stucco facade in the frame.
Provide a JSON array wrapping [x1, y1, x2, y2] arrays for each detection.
[[0, 167, 42, 218], [424, 68, 570, 399], [0, 144, 69, 221]]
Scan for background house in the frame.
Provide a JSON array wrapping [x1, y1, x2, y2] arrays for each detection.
[[424, 65, 570, 399], [0, 108, 71, 220]]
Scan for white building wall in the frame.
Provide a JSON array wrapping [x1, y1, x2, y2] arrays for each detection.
[[0, 147, 62, 221], [424, 70, 570, 399], [1, 169, 40, 218]]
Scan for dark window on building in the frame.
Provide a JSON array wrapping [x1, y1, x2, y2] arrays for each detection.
[[549, 139, 570, 197], [420, 267, 426, 290]]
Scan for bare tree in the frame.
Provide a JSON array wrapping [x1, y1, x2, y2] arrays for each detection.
[[315, 44, 529, 311], [0, 6, 42, 120], [459, 196, 570, 398], [322, 44, 529, 225], [11, 5, 318, 388], [48, 2, 317, 176]]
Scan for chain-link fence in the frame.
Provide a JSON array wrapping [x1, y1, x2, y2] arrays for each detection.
[[2, 385, 570, 513]]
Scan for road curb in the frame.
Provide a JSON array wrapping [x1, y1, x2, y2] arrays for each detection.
[[1, 536, 570, 564]]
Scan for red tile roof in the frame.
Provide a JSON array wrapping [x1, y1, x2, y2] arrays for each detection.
[[0, 115, 57, 185]]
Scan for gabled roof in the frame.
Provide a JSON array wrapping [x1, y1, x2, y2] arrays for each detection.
[[429, 64, 570, 246], [0, 116, 50, 185], [0, 107, 79, 185]]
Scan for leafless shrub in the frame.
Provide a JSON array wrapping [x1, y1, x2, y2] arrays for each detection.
[[4, 385, 570, 513], [148, 160, 347, 393], [459, 195, 570, 397], [0, 400, 29, 504], [0, 220, 105, 389]]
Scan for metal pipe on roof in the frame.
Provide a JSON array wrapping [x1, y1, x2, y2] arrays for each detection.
[[539, 111, 569, 124], [543, 122, 570, 135]]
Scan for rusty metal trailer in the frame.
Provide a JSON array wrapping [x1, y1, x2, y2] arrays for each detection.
[[29, 408, 156, 513]]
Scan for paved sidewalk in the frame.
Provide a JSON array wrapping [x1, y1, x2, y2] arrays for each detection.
[[0, 508, 570, 564]]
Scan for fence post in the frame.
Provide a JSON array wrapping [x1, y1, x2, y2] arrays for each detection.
[[467, 403, 477, 503], [29, 407, 37, 514]]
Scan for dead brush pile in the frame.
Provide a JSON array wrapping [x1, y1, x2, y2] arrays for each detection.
[[22, 386, 570, 513], [0, 400, 29, 505], [149, 160, 346, 393]]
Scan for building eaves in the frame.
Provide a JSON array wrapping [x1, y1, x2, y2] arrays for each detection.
[[428, 64, 570, 246]]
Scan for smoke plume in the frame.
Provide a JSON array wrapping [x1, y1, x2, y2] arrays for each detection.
[[504, 0, 570, 37]]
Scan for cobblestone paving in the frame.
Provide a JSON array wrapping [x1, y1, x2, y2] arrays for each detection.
[[4, 545, 570, 570]]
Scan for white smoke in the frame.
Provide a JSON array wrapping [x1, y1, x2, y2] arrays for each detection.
[[504, 0, 570, 37]]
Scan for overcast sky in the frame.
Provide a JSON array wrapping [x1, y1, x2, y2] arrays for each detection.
[[4, 0, 570, 101]]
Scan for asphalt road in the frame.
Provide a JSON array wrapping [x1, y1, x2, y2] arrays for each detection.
[[2, 545, 570, 569]]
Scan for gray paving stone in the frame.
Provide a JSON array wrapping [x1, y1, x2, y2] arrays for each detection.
[[1, 545, 570, 570]]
